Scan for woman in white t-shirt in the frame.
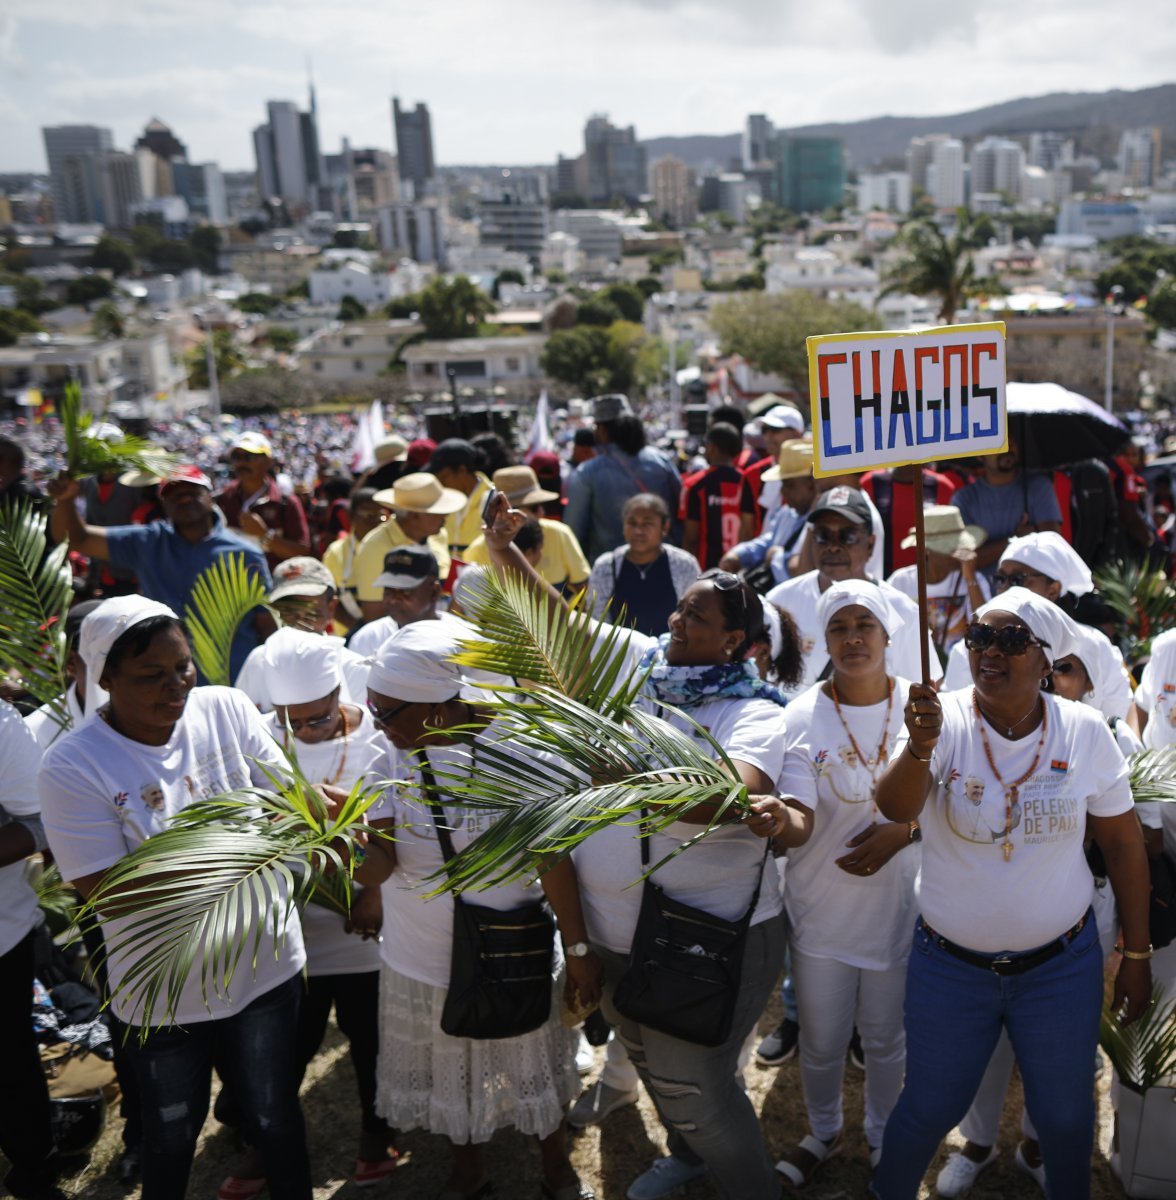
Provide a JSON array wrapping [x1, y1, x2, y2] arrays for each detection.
[[774, 581, 920, 1187], [478, 498, 808, 1200], [868, 589, 1152, 1200], [38, 596, 311, 1200], [351, 620, 590, 1200]]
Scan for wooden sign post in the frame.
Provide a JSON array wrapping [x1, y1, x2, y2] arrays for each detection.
[[806, 322, 1008, 684]]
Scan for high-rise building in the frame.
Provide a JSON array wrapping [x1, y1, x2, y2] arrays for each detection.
[[252, 93, 324, 209], [1028, 132, 1073, 172], [42, 125, 113, 222], [135, 118, 187, 163], [742, 114, 774, 170], [1119, 127, 1162, 188], [926, 138, 965, 209], [555, 154, 589, 198], [583, 115, 647, 203], [171, 161, 228, 223], [771, 135, 846, 213], [857, 171, 912, 213], [377, 202, 447, 266], [479, 190, 549, 264], [970, 136, 1026, 201], [650, 155, 698, 227], [393, 99, 436, 198], [93, 152, 144, 229], [905, 134, 951, 194], [345, 147, 400, 218]]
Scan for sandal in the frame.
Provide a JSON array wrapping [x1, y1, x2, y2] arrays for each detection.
[[354, 1149, 400, 1187], [776, 1132, 842, 1187], [216, 1177, 266, 1200], [540, 1181, 596, 1200]]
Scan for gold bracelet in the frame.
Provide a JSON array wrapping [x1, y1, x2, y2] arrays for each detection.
[[1120, 945, 1154, 960]]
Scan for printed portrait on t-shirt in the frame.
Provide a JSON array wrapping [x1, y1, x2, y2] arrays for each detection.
[[944, 764, 1075, 848], [140, 783, 165, 811], [814, 743, 874, 806], [945, 770, 994, 843]]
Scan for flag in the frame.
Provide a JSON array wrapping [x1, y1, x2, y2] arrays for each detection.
[[350, 399, 385, 474], [524, 390, 556, 461]]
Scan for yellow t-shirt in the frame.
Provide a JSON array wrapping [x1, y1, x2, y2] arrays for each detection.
[[351, 519, 451, 603], [445, 474, 494, 556], [463, 518, 590, 592]]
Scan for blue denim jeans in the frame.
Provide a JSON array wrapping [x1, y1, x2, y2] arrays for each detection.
[[124, 974, 311, 1200], [871, 914, 1103, 1200]]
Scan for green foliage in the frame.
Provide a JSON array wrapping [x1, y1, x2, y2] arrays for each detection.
[[183, 553, 270, 686], [236, 292, 282, 316], [384, 294, 420, 319], [0, 306, 43, 347], [648, 247, 686, 273], [188, 226, 222, 274], [1009, 212, 1058, 246], [0, 500, 72, 728], [880, 212, 992, 323], [90, 301, 125, 341], [1148, 278, 1176, 331], [635, 276, 662, 299], [710, 290, 875, 384], [266, 326, 299, 353], [1101, 988, 1176, 1092], [60, 381, 175, 481], [416, 276, 493, 339], [130, 224, 195, 274], [1094, 241, 1176, 305], [35, 864, 79, 934], [598, 283, 646, 323], [1093, 560, 1176, 663], [186, 329, 247, 390], [544, 268, 568, 284], [1127, 746, 1176, 806], [576, 296, 622, 327], [492, 268, 526, 300], [283, 280, 310, 300], [88, 235, 135, 277], [541, 319, 663, 396], [337, 295, 368, 321], [66, 274, 114, 306]]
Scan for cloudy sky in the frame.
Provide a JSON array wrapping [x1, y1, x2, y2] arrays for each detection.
[[2, 0, 1173, 174]]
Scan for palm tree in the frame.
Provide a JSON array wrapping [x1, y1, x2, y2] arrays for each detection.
[[879, 211, 993, 324]]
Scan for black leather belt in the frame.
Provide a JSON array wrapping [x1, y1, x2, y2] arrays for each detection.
[[919, 911, 1090, 977]]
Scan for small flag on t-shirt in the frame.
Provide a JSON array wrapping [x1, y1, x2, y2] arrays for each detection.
[[1050, 760, 1068, 773]]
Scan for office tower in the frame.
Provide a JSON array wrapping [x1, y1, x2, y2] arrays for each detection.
[[651, 155, 698, 227], [93, 152, 143, 229], [583, 114, 647, 203], [1119, 127, 1162, 188], [171, 161, 228, 223], [1028, 131, 1073, 172], [926, 138, 965, 209], [970, 136, 1026, 200], [252, 91, 324, 208], [743, 114, 774, 170], [393, 98, 436, 198], [135, 118, 187, 163], [43, 125, 114, 222], [858, 172, 912, 213], [772, 135, 846, 213], [905, 133, 951, 193]]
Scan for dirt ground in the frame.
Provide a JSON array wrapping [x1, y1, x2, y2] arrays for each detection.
[[41, 994, 1127, 1200]]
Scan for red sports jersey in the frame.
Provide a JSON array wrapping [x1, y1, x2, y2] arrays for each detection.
[[684, 465, 755, 569]]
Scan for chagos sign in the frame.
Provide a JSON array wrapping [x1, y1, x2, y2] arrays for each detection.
[[806, 322, 1007, 478]]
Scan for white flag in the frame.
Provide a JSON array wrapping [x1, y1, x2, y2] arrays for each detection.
[[525, 390, 556, 460]]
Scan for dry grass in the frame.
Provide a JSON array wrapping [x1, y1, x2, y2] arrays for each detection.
[[46, 996, 1127, 1200]]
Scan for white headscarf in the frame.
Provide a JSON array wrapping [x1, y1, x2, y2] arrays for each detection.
[[367, 620, 466, 703], [1000, 532, 1093, 597], [974, 586, 1080, 664], [261, 627, 342, 707], [759, 597, 784, 662], [1065, 622, 1133, 722], [78, 595, 179, 712], [815, 579, 896, 639]]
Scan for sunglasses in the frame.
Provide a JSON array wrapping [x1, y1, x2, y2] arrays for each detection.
[[366, 697, 414, 727], [700, 569, 749, 624], [813, 527, 864, 547], [993, 569, 1050, 590], [285, 711, 336, 734], [963, 623, 1049, 656]]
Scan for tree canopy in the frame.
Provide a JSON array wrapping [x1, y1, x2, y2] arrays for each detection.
[[879, 212, 993, 323], [415, 275, 493, 339]]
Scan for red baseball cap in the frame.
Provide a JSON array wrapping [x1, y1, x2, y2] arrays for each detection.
[[406, 437, 437, 470], [159, 465, 213, 493]]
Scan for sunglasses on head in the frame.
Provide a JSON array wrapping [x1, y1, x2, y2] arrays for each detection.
[[365, 697, 414, 727], [699, 569, 749, 626], [963, 623, 1049, 656], [993, 569, 1051, 590], [813, 526, 864, 547]]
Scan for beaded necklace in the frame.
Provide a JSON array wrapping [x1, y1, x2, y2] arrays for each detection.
[[971, 688, 1048, 863], [284, 704, 353, 786], [829, 676, 896, 815]]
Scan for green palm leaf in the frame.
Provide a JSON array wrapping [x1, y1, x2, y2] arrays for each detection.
[[0, 499, 73, 726], [59, 381, 176, 481], [1094, 560, 1176, 666], [183, 553, 271, 685], [83, 746, 392, 1034], [1101, 987, 1176, 1092], [1128, 747, 1176, 804]]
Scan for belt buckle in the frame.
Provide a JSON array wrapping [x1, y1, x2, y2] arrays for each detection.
[[990, 955, 1014, 976]]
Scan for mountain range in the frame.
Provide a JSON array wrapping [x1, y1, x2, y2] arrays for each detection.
[[641, 82, 1176, 173]]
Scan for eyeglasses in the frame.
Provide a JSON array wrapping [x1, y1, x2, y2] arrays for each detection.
[[285, 711, 336, 734], [366, 697, 414, 727], [963, 623, 1049, 656], [700, 569, 748, 626], [993, 569, 1050, 590], [812, 526, 864, 547]]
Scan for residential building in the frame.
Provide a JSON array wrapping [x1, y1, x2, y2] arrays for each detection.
[[763, 246, 879, 307], [970, 137, 1026, 201], [1057, 199, 1144, 240], [42, 125, 113, 223], [1119, 127, 1163, 189], [171, 161, 228, 223], [926, 138, 965, 209], [857, 171, 912, 213], [583, 115, 647, 203], [296, 318, 424, 381], [402, 334, 548, 400], [128, 196, 190, 239], [393, 98, 436, 198], [771, 135, 846, 213], [716, 173, 759, 223], [252, 93, 324, 209], [541, 231, 582, 275], [478, 191, 549, 264], [346, 147, 400, 217], [220, 243, 321, 293], [308, 254, 422, 308], [93, 152, 144, 229], [376, 202, 447, 267], [905, 134, 951, 193], [650, 155, 698, 228], [743, 114, 774, 170], [1028, 132, 1073, 172], [551, 209, 639, 263]]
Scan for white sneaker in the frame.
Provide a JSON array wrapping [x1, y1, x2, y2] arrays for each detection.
[[1014, 1141, 1046, 1192], [567, 1079, 639, 1128], [625, 1156, 707, 1200], [935, 1147, 998, 1197], [575, 1032, 595, 1076]]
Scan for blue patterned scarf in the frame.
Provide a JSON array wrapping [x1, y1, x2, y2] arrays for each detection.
[[637, 634, 790, 710]]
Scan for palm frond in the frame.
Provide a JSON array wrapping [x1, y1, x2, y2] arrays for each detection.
[[35, 863, 80, 928], [183, 553, 271, 685], [0, 499, 73, 726], [450, 568, 642, 711], [1101, 986, 1176, 1092], [84, 745, 393, 1034], [421, 683, 749, 894], [59, 381, 176, 481], [1094, 560, 1176, 666], [1128, 747, 1176, 805]]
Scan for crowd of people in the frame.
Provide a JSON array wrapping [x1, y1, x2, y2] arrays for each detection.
[[0, 387, 1174, 1200]]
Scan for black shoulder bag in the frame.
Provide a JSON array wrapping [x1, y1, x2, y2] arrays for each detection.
[[420, 758, 555, 1040], [612, 813, 771, 1047]]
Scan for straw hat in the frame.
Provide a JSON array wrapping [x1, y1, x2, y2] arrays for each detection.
[[493, 465, 559, 507], [373, 472, 466, 515], [762, 438, 814, 482], [900, 505, 986, 560], [373, 435, 408, 465]]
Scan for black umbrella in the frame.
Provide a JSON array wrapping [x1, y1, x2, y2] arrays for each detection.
[[1006, 382, 1129, 471]]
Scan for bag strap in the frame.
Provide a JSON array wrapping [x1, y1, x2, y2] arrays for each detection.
[[610, 449, 648, 494], [418, 755, 460, 870]]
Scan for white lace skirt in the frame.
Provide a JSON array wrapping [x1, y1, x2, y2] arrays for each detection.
[[375, 965, 580, 1144]]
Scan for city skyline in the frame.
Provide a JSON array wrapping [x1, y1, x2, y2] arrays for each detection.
[[1, 0, 1174, 174]]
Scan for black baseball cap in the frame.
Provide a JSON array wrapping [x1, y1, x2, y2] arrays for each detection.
[[807, 486, 872, 527], [427, 439, 478, 474], [373, 545, 440, 590]]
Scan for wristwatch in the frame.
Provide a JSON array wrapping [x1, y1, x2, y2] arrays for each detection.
[[907, 820, 922, 844], [565, 941, 591, 958]]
